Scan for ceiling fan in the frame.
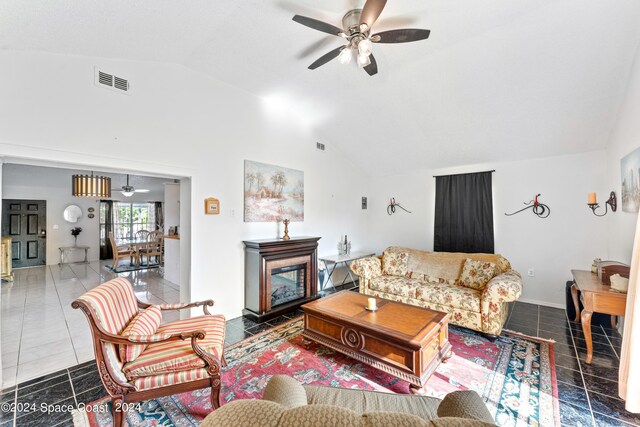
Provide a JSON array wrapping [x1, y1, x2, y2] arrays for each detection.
[[292, 0, 430, 76], [120, 174, 149, 197]]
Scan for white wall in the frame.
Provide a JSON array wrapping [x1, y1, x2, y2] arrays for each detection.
[[2, 164, 167, 264], [0, 51, 370, 319], [367, 151, 610, 307], [163, 182, 180, 284], [607, 42, 640, 263]]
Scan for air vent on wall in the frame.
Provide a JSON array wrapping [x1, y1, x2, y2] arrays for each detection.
[[94, 68, 132, 95], [316, 142, 325, 151]]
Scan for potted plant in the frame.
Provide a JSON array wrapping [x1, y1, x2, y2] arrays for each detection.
[[71, 227, 82, 246]]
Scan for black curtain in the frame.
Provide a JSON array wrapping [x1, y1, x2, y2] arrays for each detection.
[[99, 200, 114, 260], [434, 171, 494, 253]]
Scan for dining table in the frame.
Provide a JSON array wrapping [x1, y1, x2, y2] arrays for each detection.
[[115, 238, 152, 266]]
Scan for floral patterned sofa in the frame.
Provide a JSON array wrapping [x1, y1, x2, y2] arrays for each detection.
[[350, 247, 522, 335]]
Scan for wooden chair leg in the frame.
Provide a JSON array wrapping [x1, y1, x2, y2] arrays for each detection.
[[210, 377, 221, 410]]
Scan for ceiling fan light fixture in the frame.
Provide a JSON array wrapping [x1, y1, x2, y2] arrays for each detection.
[[358, 38, 373, 56], [121, 186, 135, 197], [338, 47, 353, 64], [357, 52, 371, 68]]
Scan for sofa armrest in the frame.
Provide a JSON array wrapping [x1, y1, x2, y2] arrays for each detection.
[[437, 390, 495, 424], [482, 270, 523, 304], [350, 257, 383, 281], [262, 375, 308, 409]]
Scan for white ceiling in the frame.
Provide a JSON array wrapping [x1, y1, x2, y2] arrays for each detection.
[[2, 0, 640, 174]]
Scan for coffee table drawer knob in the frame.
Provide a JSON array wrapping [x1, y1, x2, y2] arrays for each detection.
[[342, 328, 363, 349]]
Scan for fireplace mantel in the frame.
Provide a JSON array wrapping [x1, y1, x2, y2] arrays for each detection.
[[243, 237, 321, 322]]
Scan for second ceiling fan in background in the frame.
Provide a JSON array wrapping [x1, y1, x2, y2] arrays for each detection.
[[292, 0, 431, 76], [120, 174, 150, 197]]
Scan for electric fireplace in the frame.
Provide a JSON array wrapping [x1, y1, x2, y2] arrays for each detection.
[[243, 237, 320, 322]]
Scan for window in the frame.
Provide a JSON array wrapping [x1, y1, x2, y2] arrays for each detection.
[[100, 202, 156, 244]]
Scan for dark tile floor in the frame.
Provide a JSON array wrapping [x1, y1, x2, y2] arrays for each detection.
[[504, 301, 637, 427], [1, 296, 636, 426]]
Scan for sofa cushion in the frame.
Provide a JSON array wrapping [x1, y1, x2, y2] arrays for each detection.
[[384, 247, 509, 282], [305, 384, 440, 420], [459, 259, 497, 291], [415, 283, 481, 312], [369, 276, 425, 299], [132, 367, 210, 391], [422, 275, 458, 286], [382, 250, 410, 277], [201, 398, 494, 427], [119, 305, 163, 362], [123, 314, 225, 378], [279, 404, 361, 427], [201, 399, 284, 427]]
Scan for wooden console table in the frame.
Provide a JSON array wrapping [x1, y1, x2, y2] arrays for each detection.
[[570, 269, 627, 364]]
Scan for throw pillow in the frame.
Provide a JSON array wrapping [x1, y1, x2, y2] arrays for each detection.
[[119, 305, 162, 363], [459, 259, 497, 291], [382, 251, 410, 277]]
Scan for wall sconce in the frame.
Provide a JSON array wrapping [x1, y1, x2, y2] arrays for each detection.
[[587, 191, 617, 216]]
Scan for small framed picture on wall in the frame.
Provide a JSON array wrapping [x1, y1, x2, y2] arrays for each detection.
[[204, 197, 220, 215]]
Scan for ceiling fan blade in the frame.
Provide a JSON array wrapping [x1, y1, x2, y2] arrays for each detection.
[[308, 46, 345, 70], [293, 15, 344, 36], [363, 54, 378, 76], [135, 189, 150, 193], [372, 28, 431, 43], [359, 0, 387, 31]]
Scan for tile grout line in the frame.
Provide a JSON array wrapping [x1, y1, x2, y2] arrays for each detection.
[[10, 269, 29, 413], [12, 381, 18, 425], [50, 265, 82, 365], [68, 369, 79, 408], [565, 311, 596, 427], [600, 324, 621, 360]]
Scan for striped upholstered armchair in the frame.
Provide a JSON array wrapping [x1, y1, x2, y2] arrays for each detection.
[[72, 277, 225, 426]]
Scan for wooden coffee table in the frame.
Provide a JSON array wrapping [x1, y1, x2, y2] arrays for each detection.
[[302, 291, 452, 394]]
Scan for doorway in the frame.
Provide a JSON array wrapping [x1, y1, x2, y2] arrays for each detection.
[[1, 199, 46, 267]]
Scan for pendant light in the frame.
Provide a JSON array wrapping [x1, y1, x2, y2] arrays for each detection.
[[72, 172, 111, 198]]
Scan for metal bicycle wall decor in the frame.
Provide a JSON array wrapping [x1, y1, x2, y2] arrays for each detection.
[[505, 194, 550, 218]]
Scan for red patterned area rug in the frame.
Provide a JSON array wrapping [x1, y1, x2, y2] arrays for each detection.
[[74, 318, 559, 427]]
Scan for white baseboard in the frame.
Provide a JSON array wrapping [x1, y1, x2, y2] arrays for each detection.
[[517, 298, 565, 310]]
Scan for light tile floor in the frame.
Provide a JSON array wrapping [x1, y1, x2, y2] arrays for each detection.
[[0, 261, 180, 389]]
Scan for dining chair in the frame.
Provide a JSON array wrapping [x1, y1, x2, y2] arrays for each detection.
[[134, 229, 150, 242], [72, 277, 226, 426], [139, 230, 163, 267], [109, 232, 136, 268]]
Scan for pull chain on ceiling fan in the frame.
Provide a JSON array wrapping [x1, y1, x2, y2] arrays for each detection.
[[292, 0, 430, 76]]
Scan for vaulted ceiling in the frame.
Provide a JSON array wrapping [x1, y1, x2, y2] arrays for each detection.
[[2, 0, 640, 174]]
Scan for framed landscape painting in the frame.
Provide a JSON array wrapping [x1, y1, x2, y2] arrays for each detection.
[[244, 160, 304, 222], [621, 147, 640, 213]]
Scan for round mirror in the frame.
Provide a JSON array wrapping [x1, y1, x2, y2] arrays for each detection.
[[63, 205, 83, 223]]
